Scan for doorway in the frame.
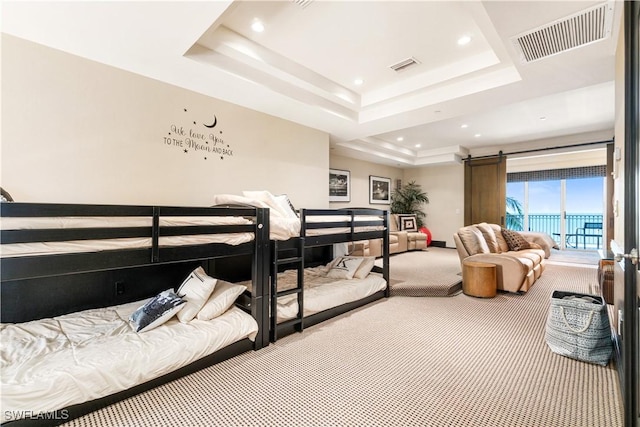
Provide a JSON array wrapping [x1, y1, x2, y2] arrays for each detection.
[[506, 173, 606, 250]]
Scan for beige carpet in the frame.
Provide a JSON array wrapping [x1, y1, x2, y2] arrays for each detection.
[[378, 247, 463, 297], [65, 263, 622, 427]]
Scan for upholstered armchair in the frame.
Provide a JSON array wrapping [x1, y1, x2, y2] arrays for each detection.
[[389, 214, 427, 251]]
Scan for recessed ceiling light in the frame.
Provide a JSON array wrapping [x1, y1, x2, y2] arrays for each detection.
[[461, 124, 468, 129], [251, 20, 265, 33], [397, 137, 404, 142], [457, 35, 472, 45], [474, 133, 481, 138], [415, 144, 421, 148], [354, 78, 364, 85]]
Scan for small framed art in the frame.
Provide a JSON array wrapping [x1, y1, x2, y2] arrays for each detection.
[[369, 175, 391, 204], [329, 169, 350, 202]]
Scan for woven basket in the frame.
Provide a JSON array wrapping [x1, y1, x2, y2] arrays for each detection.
[[545, 290, 612, 366]]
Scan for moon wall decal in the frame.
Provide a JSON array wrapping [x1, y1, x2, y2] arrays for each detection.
[[204, 116, 217, 128]]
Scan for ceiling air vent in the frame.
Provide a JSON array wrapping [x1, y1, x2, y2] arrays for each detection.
[[389, 57, 421, 72], [292, 0, 313, 9], [512, 2, 613, 63]]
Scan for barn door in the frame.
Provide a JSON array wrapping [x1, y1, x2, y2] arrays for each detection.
[[464, 154, 507, 226]]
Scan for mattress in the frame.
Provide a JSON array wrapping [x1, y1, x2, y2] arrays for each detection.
[[0, 216, 255, 258], [305, 215, 385, 236], [210, 194, 385, 240], [0, 301, 258, 422], [246, 266, 386, 323]]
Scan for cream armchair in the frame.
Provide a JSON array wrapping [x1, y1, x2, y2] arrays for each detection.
[[389, 214, 427, 252], [347, 214, 425, 257]]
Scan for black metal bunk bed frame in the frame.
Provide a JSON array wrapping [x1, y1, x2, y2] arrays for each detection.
[[270, 208, 390, 342], [0, 202, 270, 426]]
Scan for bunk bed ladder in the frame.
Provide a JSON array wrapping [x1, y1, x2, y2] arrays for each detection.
[[270, 237, 305, 342]]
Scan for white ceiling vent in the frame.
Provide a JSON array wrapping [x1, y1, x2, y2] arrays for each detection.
[[292, 0, 313, 9], [512, 2, 614, 63], [389, 57, 421, 72]]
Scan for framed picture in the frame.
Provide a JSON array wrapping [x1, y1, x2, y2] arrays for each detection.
[[329, 169, 350, 202], [369, 175, 391, 204]]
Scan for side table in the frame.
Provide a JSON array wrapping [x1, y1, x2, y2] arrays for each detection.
[[462, 260, 497, 298]]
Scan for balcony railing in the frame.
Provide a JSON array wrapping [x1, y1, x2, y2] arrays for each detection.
[[506, 213, 603, 250]]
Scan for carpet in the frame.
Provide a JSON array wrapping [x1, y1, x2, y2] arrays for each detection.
[[377, 247, 462, 297], [65, 263, 622, 427]]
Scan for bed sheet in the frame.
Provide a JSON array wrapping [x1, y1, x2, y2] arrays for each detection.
[[0, 216, 255, 258], [211, 193, 385, 240], [245, 266, 386, 323], [0, 301, 258, 421]]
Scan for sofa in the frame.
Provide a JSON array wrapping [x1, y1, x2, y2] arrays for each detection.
[[453, 223, 547, 293], [348, 213, 427, 257]]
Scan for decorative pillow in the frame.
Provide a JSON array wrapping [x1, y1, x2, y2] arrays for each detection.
[[129, 289, 185, 333], [196, 280, 247, 321], [353, 256, 376, 279], [501, 228, 531, 251], [327, 256, 365, 280], [476, 223, 500, 253], [176, 267, 217, 323], [398, 214, 418, 232]]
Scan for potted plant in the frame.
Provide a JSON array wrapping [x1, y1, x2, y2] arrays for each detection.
[[390, 181, 429, 227]]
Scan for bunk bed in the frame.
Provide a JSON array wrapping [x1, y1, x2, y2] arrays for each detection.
[[268, 208, 390, 341], [0, 202, 270, 426], [212, 192, 390, 341]]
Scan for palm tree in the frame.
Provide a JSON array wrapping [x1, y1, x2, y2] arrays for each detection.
[[390, 181, 429, 227], [506, 196, 524, 230]]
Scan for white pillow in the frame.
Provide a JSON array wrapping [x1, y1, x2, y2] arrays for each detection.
[[242, 190, 290, 218], [176, 267, 217, 323], [129, 289, 185, 333], [211, 194, 270, 209], [197, 280, 247, 320], [273, 194, 298, 219], [327, 256, 365, 280], [353, 256, 376, 279]]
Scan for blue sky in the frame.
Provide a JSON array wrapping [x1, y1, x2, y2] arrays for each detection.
[[507, 177, 604, 214]]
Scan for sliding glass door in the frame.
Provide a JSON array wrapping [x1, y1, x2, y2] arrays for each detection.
[[564, 177, 605, 249], [507, 175, 605, 250]]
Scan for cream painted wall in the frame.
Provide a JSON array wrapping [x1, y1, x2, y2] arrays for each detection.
[[1, 35, 329, 208], [329, 154, 403, 209], [404, 164, 464, 248]]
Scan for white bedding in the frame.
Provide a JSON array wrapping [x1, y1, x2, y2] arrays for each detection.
[[211, 193, 385, 241], [245, 266, 386, 323], [0, 301, 258, 421], [304, 215, 385, 236], [0, 216, 255, 258]]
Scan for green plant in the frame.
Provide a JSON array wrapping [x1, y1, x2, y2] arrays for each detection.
[[506, 196, 524, 231], [390, 181, 429, 227]]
